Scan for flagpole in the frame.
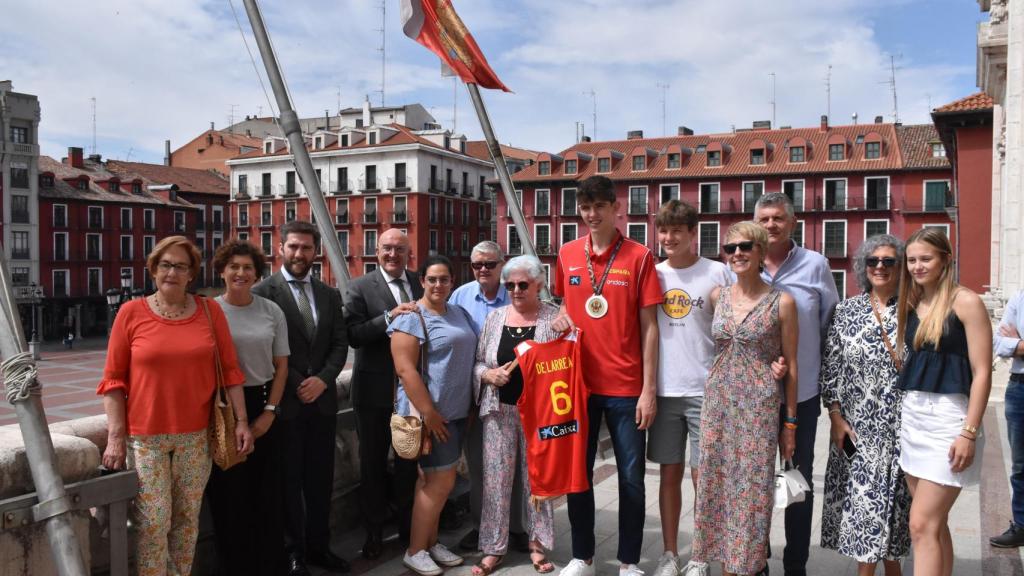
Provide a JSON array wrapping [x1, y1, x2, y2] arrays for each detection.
[[0, 251, 88, 576], [465, 83, 551, 299], [241, 0, 351, 292]]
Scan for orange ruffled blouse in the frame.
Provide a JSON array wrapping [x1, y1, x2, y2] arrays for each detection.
[[96, 296, 246, 435]]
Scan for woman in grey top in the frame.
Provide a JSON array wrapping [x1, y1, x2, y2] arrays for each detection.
[[206, 239, 290, 576], [389, 255, 478, 576]]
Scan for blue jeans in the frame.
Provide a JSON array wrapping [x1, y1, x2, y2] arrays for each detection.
[[566, 394, 646, 565], [1007, 375, 1024, 527], [781, 395, 820, 574]]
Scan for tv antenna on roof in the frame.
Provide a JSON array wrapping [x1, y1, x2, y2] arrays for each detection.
[[90, 96, 97, 155], [880, 54, 902, 123], [583, 89, 597, 140], [824, 65, 832, 121], [656, 82, 670, 136], [769, 72, 776, 128], [376, 0, 386, 107]]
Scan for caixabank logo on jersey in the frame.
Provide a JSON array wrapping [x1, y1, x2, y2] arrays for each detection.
[[538, 420, 579, 441]]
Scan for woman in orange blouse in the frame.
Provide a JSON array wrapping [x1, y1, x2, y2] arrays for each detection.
[[98, 236, 253, 576]]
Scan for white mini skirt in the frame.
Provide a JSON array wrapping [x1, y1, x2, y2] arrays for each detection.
[[899, 390, 983, 488]]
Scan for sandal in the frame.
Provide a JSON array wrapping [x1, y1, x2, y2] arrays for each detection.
[[530, 549, 555, 574], [471, 554, 504, 576]]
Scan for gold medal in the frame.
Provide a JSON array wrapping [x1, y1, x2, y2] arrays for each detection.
[[585, 294, 608, 318]]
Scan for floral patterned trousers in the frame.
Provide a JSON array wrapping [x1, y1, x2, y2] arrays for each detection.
[[128, 430, 211, 576], [479, 403, 555, 555]]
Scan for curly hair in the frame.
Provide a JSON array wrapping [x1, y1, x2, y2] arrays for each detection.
[[852, 234, 904, 292], [212, 239, 268, 278]]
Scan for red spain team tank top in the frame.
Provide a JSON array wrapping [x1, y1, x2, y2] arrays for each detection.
[[514, 328, 590, 497]]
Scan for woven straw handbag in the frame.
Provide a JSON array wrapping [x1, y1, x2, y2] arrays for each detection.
[[391, 308, 430, 460], [201, 297, 247, 471]]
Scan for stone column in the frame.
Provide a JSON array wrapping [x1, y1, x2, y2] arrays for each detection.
[[1005, 0, 1024, 293]]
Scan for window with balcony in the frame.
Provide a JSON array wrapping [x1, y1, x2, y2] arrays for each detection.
[[698, 223, 719, 258], [783, 180, 804, 211], [53, 270, 68, 297], [446, 168, 453, 193], [742, 182, 764, 212], [10, 165, 29, 188], [393, 196, 408, 223], [461, 202, 469, 226], [507, 189, 523, 217], [535, 189, 551, 216], [10, 126, 29, 143], [924, 181, 950, 211], [11, 267, 29, 286], [792, 221, 805, 247], [829, 143, 845, 161], [446, 199, 455, 224], [535, 225, 551, 254], [364, 197, 378, 223], [561, 188, 577, 216], [86, 234, 101, 260], [660, 184, 679, 204], [699, 183, 719, 213], [238, 174, 248, 195], [825, 179, 847, 210], [195, 206, 206, 230], [789, 146, 805, 163], [632, 156, 645, 171], [626, 223, 646, 246], [144, 209, 155, 230], [88, 206, 103, 228], [865, 220, 889, 238], [865, 177, 889, 209], [628, 186, 647, 215], [121, 235, 133, 260], [11, 195, 29, 223], [337, 231, 350, 256], [597, 158, 611, 173], [538, 161, 550, 175], [394, 163, 407, 188], [285, 201, 296, 222], [144, 236, 155, 257], [212, 207, 223, 231], [174, 211, 186, 232], [832, 270, 847, 299], [461, 231, 469, 254], [53, 232, 68, 261], [336, 167, 349, 193], [430, 165, 439, 191], [53, 205, 67, 228], [706, 150, 721, 167], [865, 142, 881, 159], [88, 268, 102, 296], [261, 232, 272, 256], [429, 230, 438, 253], [508, 226, 522, 255], [667, 153, 681, 169], [120, 207, 132, 230], [561, 223, 577, 244], [333, 198, 349, 224], [261, 173, 271, 196], [261, 202, 273, 226], [749, 148, 765, 165], [823, 221, 847, 257], [430, 197, 439, 224], [286, 171, 296, 195], [364, 230, 378, 256], [565, 159, 577, 174], [365, 165, 378, 190]]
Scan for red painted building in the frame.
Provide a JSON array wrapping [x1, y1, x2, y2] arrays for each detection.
[[506, 118, 959, 298]]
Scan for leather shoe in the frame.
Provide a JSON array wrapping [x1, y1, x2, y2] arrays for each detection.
[[287, 553, 311, 576], [308, 549, 351, 574], [362, 526, 384, 560]]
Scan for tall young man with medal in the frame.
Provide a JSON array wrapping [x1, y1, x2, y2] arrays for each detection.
[[551, 176, 663, 576]]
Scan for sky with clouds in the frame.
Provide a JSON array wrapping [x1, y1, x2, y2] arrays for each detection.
[[0, 0, 985, 165]]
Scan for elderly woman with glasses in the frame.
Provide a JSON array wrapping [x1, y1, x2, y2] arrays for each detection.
[[470, 255, 559, 575], [820, 234, 911, 575], [98, 236, 253, 576]]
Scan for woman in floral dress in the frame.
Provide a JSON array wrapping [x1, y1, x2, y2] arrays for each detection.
[[688, 221, 799, 576]]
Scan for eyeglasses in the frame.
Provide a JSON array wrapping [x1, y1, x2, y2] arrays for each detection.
[[157, 261, 190, 274], [504, 281, 531, 292], [379, 244, 407, 255], [865, 256, 898, 268], [424, 276, 452, 286], [722, 241, 755, 255], [471, 261, 499, 271]]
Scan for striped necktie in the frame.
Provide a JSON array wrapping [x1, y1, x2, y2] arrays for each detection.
[[288, 280, 316, 337]]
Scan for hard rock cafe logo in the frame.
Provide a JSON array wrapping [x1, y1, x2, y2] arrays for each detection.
[[661, 288, 705, 319]]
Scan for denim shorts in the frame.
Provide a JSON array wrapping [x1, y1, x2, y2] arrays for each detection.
[[419, 418, 467, 473]]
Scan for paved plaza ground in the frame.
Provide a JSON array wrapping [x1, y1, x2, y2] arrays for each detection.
[[6, 341, 1024, 575]]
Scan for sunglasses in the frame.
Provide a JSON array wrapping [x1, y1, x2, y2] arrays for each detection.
[[471, 261, 499, 271], [722, 241, 755, 255], [504, 281, 532, 292], [865, 256, 898, 268]]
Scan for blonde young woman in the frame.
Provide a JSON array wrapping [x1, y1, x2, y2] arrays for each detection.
[[896, 227, 992, 576]]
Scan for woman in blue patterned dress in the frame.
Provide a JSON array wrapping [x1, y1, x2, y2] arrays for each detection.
[[688, 221, 799, 576], [820, 234, 911, 576]]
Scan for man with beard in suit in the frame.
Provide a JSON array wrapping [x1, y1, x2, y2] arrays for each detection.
[[253, 221, 349, 576], [344, 228, 422, 559]]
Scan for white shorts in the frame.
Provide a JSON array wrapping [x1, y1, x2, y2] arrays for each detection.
[[899, 390, 982, 488]]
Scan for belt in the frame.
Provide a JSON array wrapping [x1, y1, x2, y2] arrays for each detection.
[[1010, 373, 1024, 383]]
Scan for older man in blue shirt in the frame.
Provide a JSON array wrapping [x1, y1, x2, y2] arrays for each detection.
[[755, 192, 840, 576], [991, 289, 1024, 548]]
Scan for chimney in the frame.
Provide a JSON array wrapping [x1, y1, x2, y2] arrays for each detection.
[[68, 146, 84, 168], [627, 130, 644, 140], [362, 96, 372, 128], [820, 115, 829, 132], [88, 153, 102, 164], [874, 115, 884, 124], [677, 126, 694, 136], [164, 140, 171, 166], [752, 120, 772, 130], [581, 136, 592, 143]]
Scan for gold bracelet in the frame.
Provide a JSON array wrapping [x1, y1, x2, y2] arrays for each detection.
[[962, 423, 979, 435], [828, 407, 841, 416]]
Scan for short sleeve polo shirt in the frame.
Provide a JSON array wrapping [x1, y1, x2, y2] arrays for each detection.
[[554, 230, 663, 397]]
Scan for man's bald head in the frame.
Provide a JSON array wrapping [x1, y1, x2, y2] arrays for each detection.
[[377, 228, 410, 275]]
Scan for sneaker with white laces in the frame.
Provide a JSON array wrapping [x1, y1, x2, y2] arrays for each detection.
[[404, 550, 443, 576], [559, 558, 595, 576], [428, 542, 464, 567], [653, 552, 680, 576], [620, 564, 644, 576], [679, 560, 709, 576]]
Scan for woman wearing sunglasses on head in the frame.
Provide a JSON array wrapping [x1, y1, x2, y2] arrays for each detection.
[[819, 235, 911, 576], [896, 227, 992, 576], [686, 222, 798, 576], [470, 255, 559, 575]]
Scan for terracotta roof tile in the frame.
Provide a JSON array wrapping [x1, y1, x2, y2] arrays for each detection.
[[106, 160, 229, 195], [933, 92, 994, 114], [37, 156, 195, 207], [464, 141, 541, 163], [894, 125, 951, 169]]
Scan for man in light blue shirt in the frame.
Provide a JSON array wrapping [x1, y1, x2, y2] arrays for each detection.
[[755, 192, 840, 576], [991, 290, 1024, 548]]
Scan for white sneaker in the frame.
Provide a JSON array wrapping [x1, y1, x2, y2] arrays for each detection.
[[404, 550, 443, 576], [679, 560, 710, 576], [620, 564, 645, 576], [653, 552, 680, 576], [560, 558, 595, 576], [428, 542, 464, 567]]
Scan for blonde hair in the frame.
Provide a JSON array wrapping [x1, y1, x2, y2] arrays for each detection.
[[725, 221, 769, 255], [896, 227, 957, 350]]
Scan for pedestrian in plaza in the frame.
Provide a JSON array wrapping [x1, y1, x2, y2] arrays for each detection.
[[98, 235, 253, 576], [647, 200, 731, 576], [471, 255, 559, 575], [449, 240, 530, 554], [252, 221, 350, 576], [688, 221, 798, 576], [550, 175, 663, 576], [390, 255, 478, 576], [896, 227, 992, 576], [344, 227, 422, 558], [754, 192, 840, 576], [991, 288, 1024, 548], [205, 239, 290, 576], [819, 235, 911, 575]]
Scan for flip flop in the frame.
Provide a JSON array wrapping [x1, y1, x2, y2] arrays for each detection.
[[529, 549, 555, 574], [471, 554, 504, 576]]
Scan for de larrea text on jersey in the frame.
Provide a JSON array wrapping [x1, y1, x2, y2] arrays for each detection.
[[534, 355, 574, 375]]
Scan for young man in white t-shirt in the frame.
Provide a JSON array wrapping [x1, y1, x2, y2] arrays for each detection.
[[649, 200, 730, 576]]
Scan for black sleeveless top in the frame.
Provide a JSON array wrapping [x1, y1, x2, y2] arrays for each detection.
[[898, 309, 973, 396]]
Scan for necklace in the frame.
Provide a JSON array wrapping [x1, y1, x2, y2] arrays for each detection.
[[153, 294, 189, 319], [504, 325, 534, 339]]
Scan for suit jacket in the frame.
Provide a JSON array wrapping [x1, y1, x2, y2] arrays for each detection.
[[344, 269, 423, 409], [252, 271, 348, 419]]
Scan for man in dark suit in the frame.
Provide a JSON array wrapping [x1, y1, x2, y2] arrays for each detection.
[[252, 221, 349, 576], [344, 228, 422, 560]]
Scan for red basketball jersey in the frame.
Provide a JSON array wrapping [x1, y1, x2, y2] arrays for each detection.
[[515, 329, 590, 497]]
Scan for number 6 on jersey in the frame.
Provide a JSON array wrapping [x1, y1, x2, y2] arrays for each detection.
[[550, 380, 572, 415]]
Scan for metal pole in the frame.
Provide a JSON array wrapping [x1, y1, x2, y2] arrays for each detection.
[[0, 253, 88, 575], [465, 83, 551, 300], [241, 0, 351, 292]]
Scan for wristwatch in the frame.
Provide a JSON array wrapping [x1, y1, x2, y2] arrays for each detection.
[[384, 310, 393, 325], [264, 403, 281, 416]]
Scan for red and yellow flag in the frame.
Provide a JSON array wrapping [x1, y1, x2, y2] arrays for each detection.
[[401, 0, 511, 92]]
